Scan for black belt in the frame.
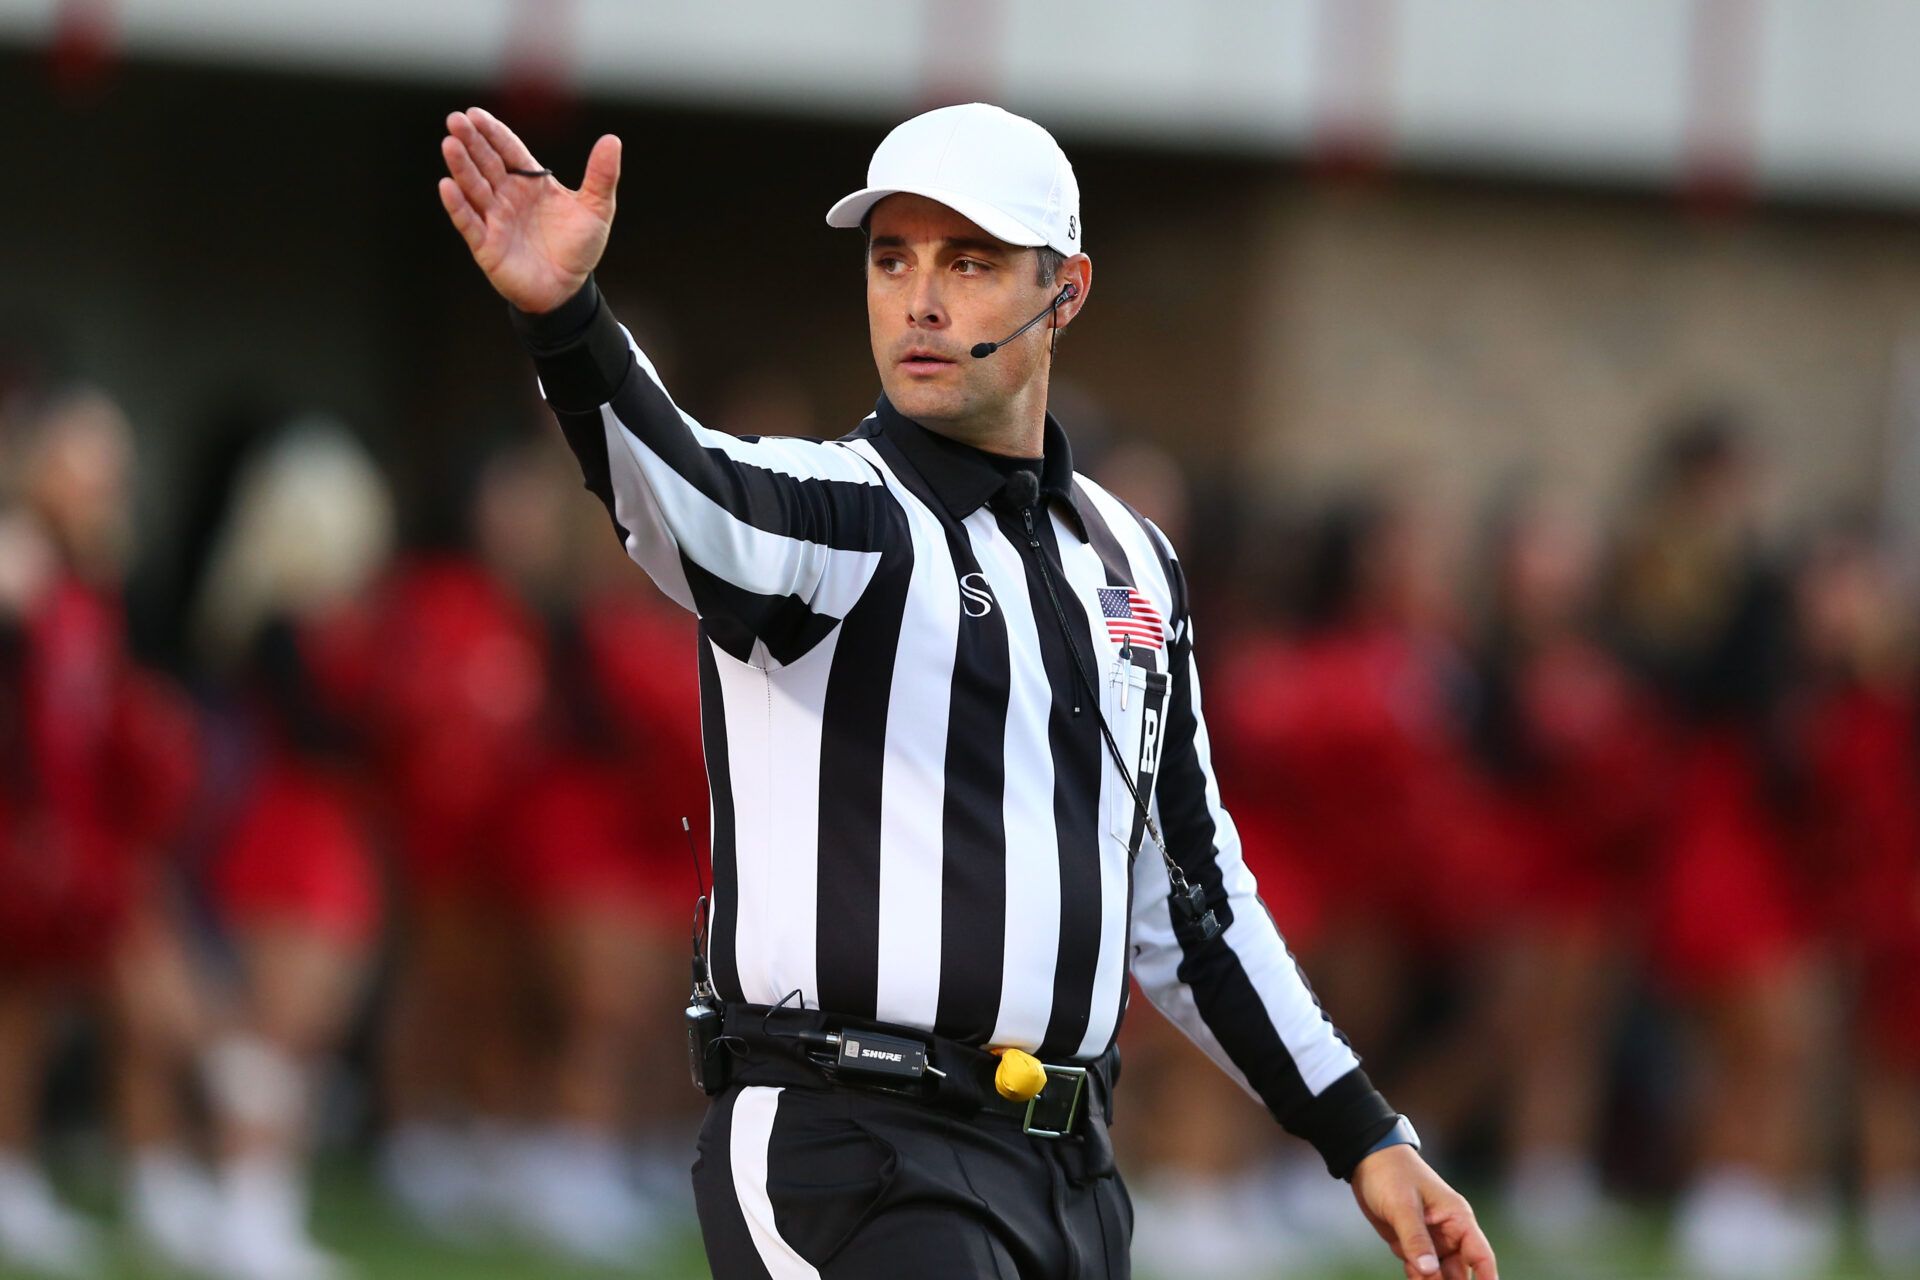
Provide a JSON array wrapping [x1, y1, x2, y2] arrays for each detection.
[[717, 1003, 1113, 1142]]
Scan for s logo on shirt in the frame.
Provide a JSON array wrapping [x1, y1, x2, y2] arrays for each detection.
[[959, 573, 995, 618]]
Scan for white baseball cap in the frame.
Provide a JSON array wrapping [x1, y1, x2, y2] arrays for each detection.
[[826, 103, 1082, 256]]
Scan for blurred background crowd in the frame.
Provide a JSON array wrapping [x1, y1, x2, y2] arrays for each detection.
[[7, 2, 1920, 1278]]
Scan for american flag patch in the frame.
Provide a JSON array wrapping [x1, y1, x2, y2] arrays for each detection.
[[1096, 586, 1165, 650]]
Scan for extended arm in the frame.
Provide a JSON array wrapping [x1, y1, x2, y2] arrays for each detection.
[[439, 109, 896, 664], [1130, 541, 1497, 1280]]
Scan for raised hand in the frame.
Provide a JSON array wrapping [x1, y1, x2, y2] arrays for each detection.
[[438, 107, 621, 315]]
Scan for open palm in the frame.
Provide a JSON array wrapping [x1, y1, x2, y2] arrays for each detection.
[[438, 107, 621, 314]]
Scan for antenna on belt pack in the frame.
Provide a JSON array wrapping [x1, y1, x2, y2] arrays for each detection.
[[683, 816, 714, 999], [682, 816, 733, 1093], [992, 470, 1221, 942]]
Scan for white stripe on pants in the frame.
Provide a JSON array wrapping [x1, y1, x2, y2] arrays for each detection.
[[729, 1086, 821, 1279]]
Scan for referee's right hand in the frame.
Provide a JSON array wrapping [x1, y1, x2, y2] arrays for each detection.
[[437, 107, 622, 315]]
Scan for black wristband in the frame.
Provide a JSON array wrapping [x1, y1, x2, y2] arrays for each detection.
[[508, 276, 633, 412]]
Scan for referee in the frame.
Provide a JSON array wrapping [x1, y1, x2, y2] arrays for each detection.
[[438, 102, 1497, 1280]]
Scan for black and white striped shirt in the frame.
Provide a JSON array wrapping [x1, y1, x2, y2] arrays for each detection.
[[512, 278, 1399, 1176]]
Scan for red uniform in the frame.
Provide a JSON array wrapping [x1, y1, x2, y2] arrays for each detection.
[[209, 607, 382, 946], [1210, 631, 1324, 948], [0, 577, 198, 975], [366, 557, 547, 902], [1477, 638, 1673, 928], [1216, 624, 1512, 950], [507, 590, 708, 926], [1792, 684, 1920, 1067], [1652, 727, 1809, 994]]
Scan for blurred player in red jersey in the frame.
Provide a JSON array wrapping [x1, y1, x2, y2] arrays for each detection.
[[1466, 486, 1672, 1247], [371, 447, 551, 1242], [1092, 441, 1316, 1274], [1779, 525, 1920, 1271], [0, 389, 202, 1277], [501, 493, 710, 1250], [377, 437, 671, 1260], [1203, 488, 1507, 1265], [1230, 491, 1509, 1046], [192, 420, 393, 1280], [1606, 416, 1835, 1279]]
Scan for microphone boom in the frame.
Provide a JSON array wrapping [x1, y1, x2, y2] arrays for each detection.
[[971, 284, 1076, 359]]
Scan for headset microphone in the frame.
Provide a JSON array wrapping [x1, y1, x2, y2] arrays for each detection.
[[971, 283, 1078, 359]]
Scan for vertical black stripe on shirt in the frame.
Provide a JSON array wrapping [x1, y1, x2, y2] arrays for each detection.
[[1010, 506, 1106, 1060], [698, 630, 742, 1004], [867, 437, 1014, 1045], [812, 538, 915, 1019], [932, 563, 1014, 1043], [1075, 494, 1159, 1046]]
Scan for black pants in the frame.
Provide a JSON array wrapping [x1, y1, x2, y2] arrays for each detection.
[[692, 1079, 1133, 1279]]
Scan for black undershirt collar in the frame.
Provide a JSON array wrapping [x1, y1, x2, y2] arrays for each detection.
[[871, 395, 1091, 542]]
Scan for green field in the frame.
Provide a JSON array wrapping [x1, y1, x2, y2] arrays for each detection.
[[0, 1163, 1900, 1279]]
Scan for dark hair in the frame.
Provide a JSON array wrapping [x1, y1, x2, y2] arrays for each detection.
[[1033, 246, 1066, 287]]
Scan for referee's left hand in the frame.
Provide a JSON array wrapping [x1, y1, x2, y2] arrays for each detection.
[[1349, 1144, 1498, 1280]]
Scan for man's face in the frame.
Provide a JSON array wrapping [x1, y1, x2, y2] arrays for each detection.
[[865, 194, 1058, 441]]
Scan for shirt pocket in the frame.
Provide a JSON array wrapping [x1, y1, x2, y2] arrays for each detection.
[[1104, 657, 1172, 854]]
